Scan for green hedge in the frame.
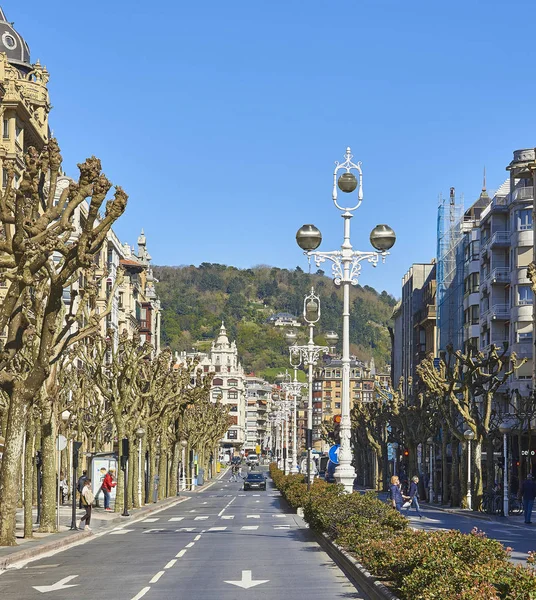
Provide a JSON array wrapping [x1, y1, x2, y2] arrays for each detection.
[[269, 464, 536, 599]]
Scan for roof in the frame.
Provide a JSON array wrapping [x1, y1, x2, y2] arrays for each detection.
[[120, 258, 144, 272], [0, 7, 31, 70]]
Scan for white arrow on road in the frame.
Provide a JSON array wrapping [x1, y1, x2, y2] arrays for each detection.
[[33, 575, 79, 594], [225, 570, 269, 589]]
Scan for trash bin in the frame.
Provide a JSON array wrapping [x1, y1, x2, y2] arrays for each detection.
[[197, 468, 205, 486]]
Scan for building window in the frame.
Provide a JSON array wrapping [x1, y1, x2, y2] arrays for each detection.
[[518, 285, 533, 306], [464, 272, 479, 295], [228, 379, 238, 387], [335, 381, 341, 388], [335, 403, 341, 409], [228, 389, 238, 400], [212, 387, 222, 400], [213, 378, 223, 386], [334, 370, 341, 378], [517, 209, 533, 231], [229, 404, 238, 412], [464, 239, 480, 262], [2, 119, 8, 139], [227, 429, 238, 440]]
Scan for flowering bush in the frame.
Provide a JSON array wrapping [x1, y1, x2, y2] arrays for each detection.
[[269, 465, 536, 599]]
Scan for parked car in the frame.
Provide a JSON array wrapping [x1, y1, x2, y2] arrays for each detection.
[[244, 472, 266, 491], [246, 453, 259, 466]]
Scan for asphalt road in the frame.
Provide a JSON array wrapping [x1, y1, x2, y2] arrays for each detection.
[[0, 469, 368, 600]]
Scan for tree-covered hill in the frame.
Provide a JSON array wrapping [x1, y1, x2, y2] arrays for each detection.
[[153, 263, 397, 381]]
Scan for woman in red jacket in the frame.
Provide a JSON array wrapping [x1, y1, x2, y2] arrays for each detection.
[[102, 468, 116, 511]]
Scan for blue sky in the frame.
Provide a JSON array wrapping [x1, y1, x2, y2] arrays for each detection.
[[6, 0, 536, 296]]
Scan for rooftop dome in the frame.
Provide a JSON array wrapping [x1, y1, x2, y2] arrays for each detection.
[[0, 7, 31, 70]]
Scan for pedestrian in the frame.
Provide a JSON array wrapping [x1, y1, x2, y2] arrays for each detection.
[[518, 473, 536, 524], [77, 470, 88, 508], [101, 468, 116, 511], [404, 475, 423, 518], [390, 475, 409, 512], [229, 464, 237, 483], [59, 472, 68, 505], [79, 478, 94, 531]]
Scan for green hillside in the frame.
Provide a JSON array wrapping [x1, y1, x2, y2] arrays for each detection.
[[153, 264, 397, 381]]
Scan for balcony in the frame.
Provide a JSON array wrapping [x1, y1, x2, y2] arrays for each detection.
[[482, 340, 509, 354], [512, 186, 533, 203], [419, 304, 436, 325], [490, 304, 509, 320], [489, 267, 510, 285], [489, 231, 510, 248]]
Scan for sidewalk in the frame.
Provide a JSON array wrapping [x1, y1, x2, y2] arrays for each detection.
[[0, 469, 227, 570]]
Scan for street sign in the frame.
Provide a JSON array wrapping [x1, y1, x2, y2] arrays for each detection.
[[328, 444, 340, 465], [56, 435, 67, 452]]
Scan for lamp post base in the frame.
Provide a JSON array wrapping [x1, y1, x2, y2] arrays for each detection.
[[290, 465, 299, 474], [334, 464, 356, 493]]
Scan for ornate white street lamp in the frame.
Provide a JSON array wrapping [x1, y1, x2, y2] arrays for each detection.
[[279, 368, 305, 474], [296, 147, 396, 493], [463, 429, 475, 510], [287, 289, 329, 489]]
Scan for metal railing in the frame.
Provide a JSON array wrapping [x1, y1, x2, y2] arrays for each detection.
[[490, 304, 509, 319], [489, 267, 509, 284], [512, 186, 533, 202]]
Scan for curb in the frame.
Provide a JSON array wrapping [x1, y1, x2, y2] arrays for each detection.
[[315, 532, 400, 600], [0, 481, 214, 570]]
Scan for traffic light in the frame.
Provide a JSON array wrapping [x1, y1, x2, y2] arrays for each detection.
[[73, 441, 82, 469], [333, 414, 341, 444], [403, 449, 409, 458]]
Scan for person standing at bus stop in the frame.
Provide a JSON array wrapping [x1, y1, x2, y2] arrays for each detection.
[[102, 468, 117, 511], [518, 473, 536, 524]]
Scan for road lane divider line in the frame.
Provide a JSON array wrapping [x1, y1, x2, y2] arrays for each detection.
[[186, 542, 195, 548], [142, 518, 159, 523], [241, 526, 259, 530], [218, 496, 236, 517], [165, 559, 177, 569], [131, 586, 151, 600], [176, 549, 187, 558], [194, 534, 201, 541], [150, 571, 165, 583]]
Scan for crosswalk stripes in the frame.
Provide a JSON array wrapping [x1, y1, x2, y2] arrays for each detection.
[[169, 517, 184, 522], [208, 527, 227, 531], [241, 525, 259, 530], [246, 515, 260, 518], [142, 518, 159, 522], [194, 516, 209, 520], [221, 515, 234, 519]]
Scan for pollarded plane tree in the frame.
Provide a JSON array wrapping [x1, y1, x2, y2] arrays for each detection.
[[417, 344, 523, 509], [0, 141, 127, 545], [350, 385, 393, 491], [138, 353, 212, 502], [76, 330, 150, 512]]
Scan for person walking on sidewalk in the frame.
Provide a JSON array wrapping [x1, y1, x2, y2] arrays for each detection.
[[102, 468, 117, 511], [77, 470, 88, 508], [519, 473, 536, 524], [390, 475, 409, 512], [79, 479, 94, 531], [405, 475, 424, 518]]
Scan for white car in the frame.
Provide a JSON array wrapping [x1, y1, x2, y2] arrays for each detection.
[[246, 453, 259, 466]]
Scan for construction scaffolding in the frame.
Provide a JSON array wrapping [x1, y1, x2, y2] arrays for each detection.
[[436, 187, 465, 353]]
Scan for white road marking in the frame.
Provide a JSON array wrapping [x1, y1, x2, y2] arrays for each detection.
[[255, 500, 260, 503], [186, 542, 195, 548], [33, 575, 79, 593], [177, 527, 195, 532], [225, 570, 269, 589], [272, 514, 286, 518], [218, 496, 236, 517], [208, 527, 227, 531], [169, 517, 184, 522], [150, 571, 165, 583], [241, 526, 259, 530], [144, 529, 165, 534], [189, 509, 196, 513], [143, 518, 159, 523], [194, 516, 208, 520], [246, 515, 260, 519], [221, 515, 234, 519], [253, 494, 260, 497], [110, 529, 133, 535], [238, 494, 246, 497], [274, 525, 290, 529], [176, 549, 187, 558], [202, 501, 208, 504], [164, 559, 176, 569], [194, 534, 202, 541], [131, 587, 151, 600]]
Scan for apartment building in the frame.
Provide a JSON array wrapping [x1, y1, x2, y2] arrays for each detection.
[[312, 358, 381, 453], [392, 263, 437, 395], [176, 323, 247, 455], [245, 375, 273, 452]]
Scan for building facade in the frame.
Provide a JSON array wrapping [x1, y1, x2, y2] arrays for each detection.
[[244, 376, 273, 452]]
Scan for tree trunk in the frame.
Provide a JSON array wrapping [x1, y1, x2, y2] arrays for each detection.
[[451, 438, 461, 507], [149, 445, 157, 503], [24, 419, 35, 539], [39, 399, 57, 533], [441, 434, 449, 505], [169, 440, 179, 497], [128, 436, 135, 509], [486, 437, 495, 495], [158, 446, 167, 500], [0, 386, 29, 545]]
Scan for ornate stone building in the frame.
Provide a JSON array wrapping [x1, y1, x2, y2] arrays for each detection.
[[0, 7, 50, 188]]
